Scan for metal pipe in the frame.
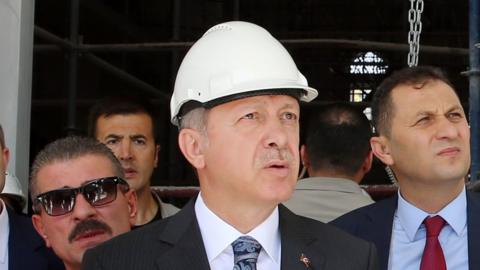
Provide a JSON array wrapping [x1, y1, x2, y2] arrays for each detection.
[[469, 0, 480, 181], [34, 26, 469, 56], [168, 0, 182, 181], [34, 39, 468, 56], [33, 26, 168, 101], [83, 53, 169, 101], [35, 27, 74, 50], [66, 0, 80, 135], [233, 0, 240, 20]]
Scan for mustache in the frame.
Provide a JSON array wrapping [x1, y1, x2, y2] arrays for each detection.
[[256, 148, 296, 165], [68, 219, 112, 243]]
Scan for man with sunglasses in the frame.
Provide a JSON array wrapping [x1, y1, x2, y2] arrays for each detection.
[[0, 124, 64, 270], [30, 136, 137, 270], [83, 21, 378, 270]]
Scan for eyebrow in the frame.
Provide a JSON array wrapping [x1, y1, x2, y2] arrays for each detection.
[[280, 103, 299, 111], [104, 134, 148, 140], [415, 105, 463, 117], [104, 134, 122, 140], [445, 105, 464, 114], [130, 134, 147, 140]]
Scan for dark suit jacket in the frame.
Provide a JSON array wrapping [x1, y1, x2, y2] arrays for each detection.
[[83, 198, 379, 270], [7, 207, 65, 270], [330, 191, 480, 270]]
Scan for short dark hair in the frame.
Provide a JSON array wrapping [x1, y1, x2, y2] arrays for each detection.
[[30, 136, 124, 200], [305, 102, 372, 176], [0, 124, 4, 149], [372, 66, 454, 136], [88, 96, 159, 144]]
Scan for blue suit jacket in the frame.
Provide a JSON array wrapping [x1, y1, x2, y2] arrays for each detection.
[[330, 191, 480, 270], [7, 208, 65, 270]]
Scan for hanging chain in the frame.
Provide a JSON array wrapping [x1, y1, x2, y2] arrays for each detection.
[[407, 0, 424, 67]]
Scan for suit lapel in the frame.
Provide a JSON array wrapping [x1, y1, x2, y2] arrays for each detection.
[[154, 199, 211, 270], [467, 191, 480, 270], [279, 205, 326, 270], [361, 195, 397, 270]]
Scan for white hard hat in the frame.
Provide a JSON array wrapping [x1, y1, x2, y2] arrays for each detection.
[[170, 21, 318, 125], [1, 172, 26, 209]]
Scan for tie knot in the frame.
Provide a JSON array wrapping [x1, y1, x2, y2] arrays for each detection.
[[232, 236, 262, 269], [423, 215, 446, 237]]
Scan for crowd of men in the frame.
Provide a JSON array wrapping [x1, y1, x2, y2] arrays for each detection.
[[0, 20, 475, 270]]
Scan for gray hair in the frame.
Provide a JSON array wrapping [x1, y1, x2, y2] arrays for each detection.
[[179, 107, 209, 133], [30, 136, 124, 200]]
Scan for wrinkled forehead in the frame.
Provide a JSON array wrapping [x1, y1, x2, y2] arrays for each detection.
[[390, 80, 463, 119], [36, 155, 117, 193], [213, 94, 300, 111]]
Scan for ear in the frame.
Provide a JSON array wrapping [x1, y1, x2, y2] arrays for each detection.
[[2, 147, 9, 167], [125, 189, 138, 227], [300, 145, 310, 169], [361, 150, 374, 174], [178, 128, 206, 169], [370, 136, 394, 166], [153, 144, 160, 168], [32, 214, 51, 247]]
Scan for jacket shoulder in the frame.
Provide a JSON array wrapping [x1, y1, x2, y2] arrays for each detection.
[[329, 195, 397, 234], [7, 210, 65, 270]]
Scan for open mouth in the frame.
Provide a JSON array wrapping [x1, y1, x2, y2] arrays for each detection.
[[264, 161, 290, 177]]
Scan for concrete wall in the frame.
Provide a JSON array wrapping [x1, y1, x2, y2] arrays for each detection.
[[0, 0, 35, 199]]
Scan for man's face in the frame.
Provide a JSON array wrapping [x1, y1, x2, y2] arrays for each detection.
[[376, 80, 470, 187], [0, 145, 9, 192], [95, 113, 159, 193], [199, 95, 300, 208], [31, 154, 136, 270]]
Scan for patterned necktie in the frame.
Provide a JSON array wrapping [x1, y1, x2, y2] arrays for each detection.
[[420, 215, 447, 270], [232, 236, 262, 270]]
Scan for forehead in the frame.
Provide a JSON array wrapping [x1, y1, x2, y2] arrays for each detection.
[[390, 80, 462, 119], [35, 154, 116, 193], [209, 95, 299, 115], [96, 113, 154, 137]]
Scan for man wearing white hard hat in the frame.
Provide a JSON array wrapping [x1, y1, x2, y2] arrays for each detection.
[[83, 21, 379, 270], [0, 124, 64, 270]]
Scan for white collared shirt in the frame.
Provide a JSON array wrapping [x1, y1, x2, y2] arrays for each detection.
[[195, 193, 281, 270], [388, 187, 468, 270], [0, 200, 10, 270]]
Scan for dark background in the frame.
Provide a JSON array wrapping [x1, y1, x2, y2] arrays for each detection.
[[32, 0, 470, 187]]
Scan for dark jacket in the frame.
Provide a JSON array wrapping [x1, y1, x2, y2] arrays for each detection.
[[331, 191, 480, 270], [83, 198, 379, 270]]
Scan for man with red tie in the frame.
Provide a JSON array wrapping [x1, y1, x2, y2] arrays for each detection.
[[332, 66, 478, 270]]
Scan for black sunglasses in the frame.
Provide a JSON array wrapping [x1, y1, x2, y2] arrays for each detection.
[[34, 176, 130, 216]]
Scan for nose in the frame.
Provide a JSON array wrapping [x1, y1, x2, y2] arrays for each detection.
[[263, 118, 289, 149], [435, 117, 461, 140], [72, 193, 97, 221], [118, 140, 133, 161]]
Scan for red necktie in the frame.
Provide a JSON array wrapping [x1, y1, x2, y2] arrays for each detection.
[[420, 215, 447, 270]]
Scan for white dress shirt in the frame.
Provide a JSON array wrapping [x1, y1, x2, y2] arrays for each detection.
[[195, 193, 281, 270], [388, 187, 468, 270], [0, 200, 10, 270]]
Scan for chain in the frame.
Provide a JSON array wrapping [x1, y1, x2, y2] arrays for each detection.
[[407, 0, 424, 67]]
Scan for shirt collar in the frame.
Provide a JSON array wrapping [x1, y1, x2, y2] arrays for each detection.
[[195, 193, 281, 264], [0, 200, 10, 264], [397, 186, 466, 241]]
